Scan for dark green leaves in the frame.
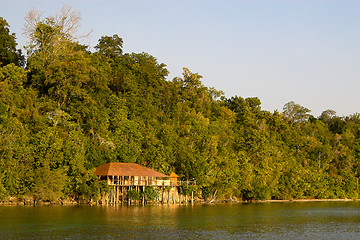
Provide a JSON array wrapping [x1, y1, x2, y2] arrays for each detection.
[[1, 11, 360, 203], [95, 34, 123, 58]]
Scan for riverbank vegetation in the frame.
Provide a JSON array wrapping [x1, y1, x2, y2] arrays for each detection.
[[0, 7, 359, 203]]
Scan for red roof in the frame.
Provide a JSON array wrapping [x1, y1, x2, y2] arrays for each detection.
[[94, 162, 169, 178]]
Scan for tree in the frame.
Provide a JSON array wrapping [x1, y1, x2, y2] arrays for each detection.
[[0, 17, 24, 67], [173, 68, 222, 117], [2, 6, 360, 203], [282, 101, 311, 123], [95, 34, 123, 58], [24, 6, 82, 46], [319, 109, 345, 134], [319, 109, 337, 122]]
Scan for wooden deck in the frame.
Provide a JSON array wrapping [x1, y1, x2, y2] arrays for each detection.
[[107, 179, 196, 187]]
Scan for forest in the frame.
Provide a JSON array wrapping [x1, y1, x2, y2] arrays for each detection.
[[1, 8, 359, 203]]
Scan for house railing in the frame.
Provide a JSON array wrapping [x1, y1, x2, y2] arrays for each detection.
[[107, 179, 171, 186], [106, 179, 196, 187], [177, 180, 197, 186]]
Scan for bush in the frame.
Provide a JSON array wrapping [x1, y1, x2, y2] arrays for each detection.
[[143, 187, 159, 202], [0, 182, 8, 200], [127, 189, 141, 201]]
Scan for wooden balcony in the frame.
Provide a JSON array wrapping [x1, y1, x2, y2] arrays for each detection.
[[107, 179, 170, 186], [106, 179, 196, 187]]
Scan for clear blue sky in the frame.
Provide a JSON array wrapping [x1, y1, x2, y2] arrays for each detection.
[[1, 0, 359, 117]]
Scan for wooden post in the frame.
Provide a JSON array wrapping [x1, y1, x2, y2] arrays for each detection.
[[136, 186, 139, 205], [191, 191, 194, 204], [121, 186, 124, 205], [109, 188, 112, 205], [167, 188, 170, 204], [142, 186, 145, 205], [161, 186, 164, 204], [116, 185, 119, 204], [113, 185, 115, 204], [173, 187, 175, 204], [129, 186, 132, 205]]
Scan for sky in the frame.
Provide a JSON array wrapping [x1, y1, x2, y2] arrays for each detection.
[[1, 0, 359, 117]]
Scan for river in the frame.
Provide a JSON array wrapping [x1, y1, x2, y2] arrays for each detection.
[[1, 201, 360, 239]]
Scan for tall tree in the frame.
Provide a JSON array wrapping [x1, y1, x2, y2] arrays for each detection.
[[95, 34, 123, 58], [282, 101, 311, 123], [0, 17, 24, 67]]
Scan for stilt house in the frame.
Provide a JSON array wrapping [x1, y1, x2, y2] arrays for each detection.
[[94, 162, 196, 205], [95, 162, 171, 186]]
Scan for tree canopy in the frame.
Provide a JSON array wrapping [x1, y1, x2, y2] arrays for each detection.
[[0, 9, 359, 202], [0, 17, 24, 67]]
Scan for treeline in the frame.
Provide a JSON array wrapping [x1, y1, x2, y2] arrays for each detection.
[[0, 8, 359, 202]]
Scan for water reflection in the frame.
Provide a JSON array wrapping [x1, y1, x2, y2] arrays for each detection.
[[101, 204, 182, 227], [1, 202, 360, 239]]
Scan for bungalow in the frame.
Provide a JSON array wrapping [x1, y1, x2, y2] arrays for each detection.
[[94, 162, 194, 205], [95, 162, 172, 186]]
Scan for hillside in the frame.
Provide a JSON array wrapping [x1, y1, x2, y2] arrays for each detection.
[[0, 10, 359, 203]]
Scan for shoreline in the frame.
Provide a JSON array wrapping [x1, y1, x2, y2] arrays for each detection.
[[1, 196, 360, 206], [239, 198, 360, 204], [259, 198, 359, 203]]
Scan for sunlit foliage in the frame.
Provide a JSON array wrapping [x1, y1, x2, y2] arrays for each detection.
[[0, 9, 359, 202]]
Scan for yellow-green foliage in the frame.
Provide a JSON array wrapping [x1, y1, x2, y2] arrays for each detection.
[[0, 11, 359, 202]]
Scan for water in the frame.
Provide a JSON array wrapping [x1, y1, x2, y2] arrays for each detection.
[[1, 201, 360, 239]]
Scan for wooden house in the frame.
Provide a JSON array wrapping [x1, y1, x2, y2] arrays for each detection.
[[94, 162, 171, 186], [94, 162, 195, 205]]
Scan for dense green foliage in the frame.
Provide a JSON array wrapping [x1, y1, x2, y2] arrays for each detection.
[[0, 11, 359, 202], [0, 17, 24, 67]]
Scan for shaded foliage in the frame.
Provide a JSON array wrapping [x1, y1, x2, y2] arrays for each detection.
[[0, 12, 359, 203]]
